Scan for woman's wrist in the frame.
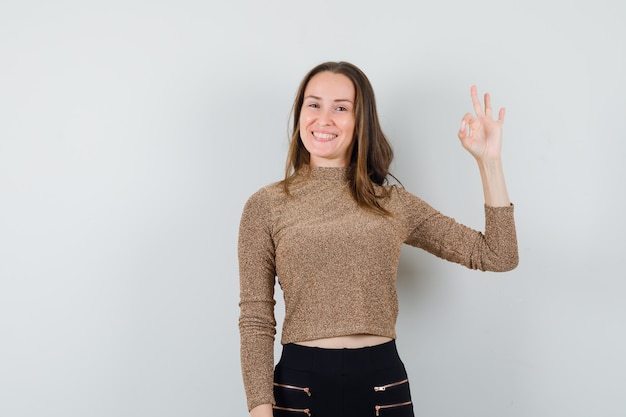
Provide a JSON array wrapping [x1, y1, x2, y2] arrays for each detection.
[[476, 158, 511, 207]]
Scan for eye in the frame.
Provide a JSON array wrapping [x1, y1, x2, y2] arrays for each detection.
[[307, 103, 319, 109], [335, 106, 348, 111]]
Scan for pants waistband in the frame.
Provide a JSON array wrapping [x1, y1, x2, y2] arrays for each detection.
[[278, 340, 402, 375]]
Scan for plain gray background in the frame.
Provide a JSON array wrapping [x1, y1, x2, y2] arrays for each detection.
[[1, 0, 624, 416]]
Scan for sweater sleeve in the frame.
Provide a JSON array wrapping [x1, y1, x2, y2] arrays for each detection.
[[397, 188, 519, 271], [238, 188, 277, 411]]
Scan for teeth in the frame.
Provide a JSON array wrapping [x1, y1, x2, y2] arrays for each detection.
[[313, 132, 337, 140]]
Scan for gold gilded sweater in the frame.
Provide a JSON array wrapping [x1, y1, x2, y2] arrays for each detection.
[[238, 166, 518, 411]]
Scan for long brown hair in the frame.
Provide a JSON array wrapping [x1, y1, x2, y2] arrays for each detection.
[[282, 61, 394, 215]]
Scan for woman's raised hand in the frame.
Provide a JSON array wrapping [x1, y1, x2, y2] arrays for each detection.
[[458, 85, 505, 161]]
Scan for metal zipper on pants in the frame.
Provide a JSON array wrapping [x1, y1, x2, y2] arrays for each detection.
[[373, 378, 408, 392], [375, 401, 412, 416], [273, 382, 312, 396], [272, 405, 311, 416]]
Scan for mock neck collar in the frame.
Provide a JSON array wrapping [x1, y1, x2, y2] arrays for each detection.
[[298, 165, 350, 181]]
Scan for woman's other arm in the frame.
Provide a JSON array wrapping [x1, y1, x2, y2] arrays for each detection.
[[458, 85, 511, 207]]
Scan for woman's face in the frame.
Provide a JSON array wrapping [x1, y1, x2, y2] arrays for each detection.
[[299, 71, 356, 167]]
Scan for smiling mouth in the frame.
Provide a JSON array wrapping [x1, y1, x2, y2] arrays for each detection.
[[312, 132, 337, 141]]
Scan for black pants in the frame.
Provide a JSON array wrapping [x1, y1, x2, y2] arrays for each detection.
[[273, 340, 414, 417]]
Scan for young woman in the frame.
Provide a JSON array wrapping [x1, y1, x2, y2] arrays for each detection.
[[238, 61, 518, 417]]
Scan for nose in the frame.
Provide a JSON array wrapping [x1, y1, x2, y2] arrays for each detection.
[[318, 107, 333, 127]]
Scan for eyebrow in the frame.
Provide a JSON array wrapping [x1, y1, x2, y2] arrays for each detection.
[[304, 95, 354, 104]]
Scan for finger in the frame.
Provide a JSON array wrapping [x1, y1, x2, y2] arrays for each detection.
[[458, 119, 468, 139], [498, 107, 506, 124], [458, 113, 475, 139], [484, 93, 492, 118], [470, 85, 484, 117]]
